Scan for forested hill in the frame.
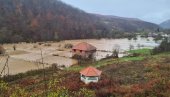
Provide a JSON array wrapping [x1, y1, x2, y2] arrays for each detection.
[[0, 0, 160, 43], [95, 15, 160, 32]]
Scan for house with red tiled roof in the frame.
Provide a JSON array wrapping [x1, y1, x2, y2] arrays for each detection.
[[72, 42, 96, 58], [80, 66, 102, 84]]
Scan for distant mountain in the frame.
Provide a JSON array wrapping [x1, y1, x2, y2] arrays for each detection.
[[160, 19, 170, 29], [95, 14, 160, 32], [0, 0, 160, 43]]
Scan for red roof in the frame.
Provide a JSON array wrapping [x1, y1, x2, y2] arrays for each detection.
[[72, 42, 96, 51], [80, 66, 102, 76]]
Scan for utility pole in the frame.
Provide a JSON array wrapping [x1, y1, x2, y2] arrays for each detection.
[[40, 49, 47, 97]]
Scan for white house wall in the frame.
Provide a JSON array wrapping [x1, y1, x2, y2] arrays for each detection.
[[80, 74, 99, 84]]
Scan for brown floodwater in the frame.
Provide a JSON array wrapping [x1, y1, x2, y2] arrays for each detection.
[[0, 37, 159, 75], [64, 36, 159, 60]]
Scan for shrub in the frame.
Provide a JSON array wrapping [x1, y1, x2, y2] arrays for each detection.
[[76, 88, 96, 97], [64, 43, 73, 49], [13, 45, 16, 51], [33, 45, 38, 48], [95, 89, 113, 97], [72, 54, 82, 59], [152, 38, 170, 54], [0, 45, 5, 55], [144, 67, 153, 73], [0, 80, 9, 96], [38, 42, 44, 45], [0, 81, 28, 97], [52, 54, 59, 56], [48, 79, 69, 97], [130, 53, 140, 57], [52, 63, 58, 68], [44, 43, 51, 46], [112, 49, 119, 58]]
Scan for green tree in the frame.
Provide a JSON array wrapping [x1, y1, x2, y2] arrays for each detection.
[[152, 38, 170, 54]]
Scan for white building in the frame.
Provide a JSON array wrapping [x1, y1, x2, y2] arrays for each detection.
[[80, 66, 102, 84]]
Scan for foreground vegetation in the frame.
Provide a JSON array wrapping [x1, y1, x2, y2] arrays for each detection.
[[0, 46, 170, 97]]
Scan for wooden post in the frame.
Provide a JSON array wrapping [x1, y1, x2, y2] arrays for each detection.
[[40, 49, 47, 97]]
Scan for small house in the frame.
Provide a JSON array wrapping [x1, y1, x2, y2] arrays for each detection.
[[80, 66, 102, 84], [72, 42, 96, 58]]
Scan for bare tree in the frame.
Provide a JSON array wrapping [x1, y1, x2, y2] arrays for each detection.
[[129, 44, 134, 51], [112, 44, 120, 58], [112, 49, 119, 58], [114, 44, 120, 51], [137, 44, 141, 49]]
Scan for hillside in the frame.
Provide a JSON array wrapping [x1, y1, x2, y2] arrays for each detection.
[[0, 0, 160, 43], [95, 14, 160, 32], [160, 19, 170, 29]]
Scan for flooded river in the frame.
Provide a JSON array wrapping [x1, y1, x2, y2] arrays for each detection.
[[0, 36, 159, 75], [65, 36, 159, 60]]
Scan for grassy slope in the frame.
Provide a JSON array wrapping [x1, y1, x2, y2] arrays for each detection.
[[128, 48, 152, 56], [66, 48, 151, 71]]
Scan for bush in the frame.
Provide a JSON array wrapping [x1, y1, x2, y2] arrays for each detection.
[[64, 43, 73, 49], [72, 54, 82, 59], [95, 89, 113, 97], [38, 42, 44, 45], [112, 49, 119, 58], [13, 45, 16, 51], [152, 38, 170, 54], [129, 53, 140, 57], [51, 63, 58, 69], [76, 88, 96, 97], [44, 43, 51, 46], [0, 45, 5, 55], [33, 45, 38, 48], [52, 54, 59, 56], [0, 80, 9, 96]]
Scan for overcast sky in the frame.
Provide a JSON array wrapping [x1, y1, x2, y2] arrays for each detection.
[[61, 0, 170, 24]]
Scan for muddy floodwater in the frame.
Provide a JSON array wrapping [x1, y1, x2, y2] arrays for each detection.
[[0, 36, 159, 75], [65, 36, 159, 59]]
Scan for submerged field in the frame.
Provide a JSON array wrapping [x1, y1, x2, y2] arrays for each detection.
[[0, 49, 170, 97], [0, 42, 77, 75], [0, 37, 158, 75]]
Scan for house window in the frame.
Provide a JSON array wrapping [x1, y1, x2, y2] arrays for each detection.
[[88, 77, 97, 80]]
